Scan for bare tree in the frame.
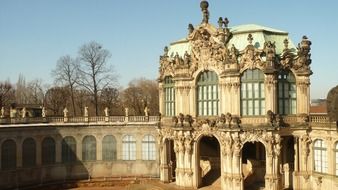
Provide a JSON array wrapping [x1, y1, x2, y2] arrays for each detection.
[[77, 41, 117, 116], [100, 87, 123, 115], [122, 78, 159, 115], [0, 80, 15, 108], [27, 79, 45, 105], [44, 86, 70, 116], [52, 55, 79, 116], [15, 74, 29, 104]]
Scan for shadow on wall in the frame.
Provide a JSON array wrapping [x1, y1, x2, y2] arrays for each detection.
[[0, 127, 89, 189]]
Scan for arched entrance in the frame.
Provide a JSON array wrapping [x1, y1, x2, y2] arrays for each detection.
[[162, 139, 176, 183], [197, 136, 221, 188], [242, 142, 266, 190]]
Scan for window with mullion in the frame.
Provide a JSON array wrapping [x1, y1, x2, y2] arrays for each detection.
[[1, 140, 16, 170], [277, 70, 296, 115], [122, 135, 136, 160], [241, 69, 265, 116], [164, 76, 175, 116], [142, 135, 156, 160], [197, 71, 219, 116], [314, 139, 328, 173]]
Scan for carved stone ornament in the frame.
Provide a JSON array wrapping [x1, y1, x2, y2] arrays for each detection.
[[327, 85, 338, 122]]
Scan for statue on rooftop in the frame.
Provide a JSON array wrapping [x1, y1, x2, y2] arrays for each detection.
[[0, 107, 4, 118], [63, 108, 68, 118], [104, 107, 109, 117], [84, 106, 88, 117], [42, 107, 46, 118], [22, 107, 26, 118], [188, 24, 194, 34]]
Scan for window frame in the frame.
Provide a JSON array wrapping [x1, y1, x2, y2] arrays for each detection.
[[313, 139, 328, 173], [102, 135, 117, 161], [41, 137, 56, 165], [1, 139, 16, 170], [142, 135, 156, 161], [241, 69, 265, 116], [62, 136, 77, 163], [277, 70, 297, 115], [122, 135, 136, 161], [164, 76, 175, 116], [196, 70, 219, 116], [22, 138, 36, 167], [82, 135, 97, 161]]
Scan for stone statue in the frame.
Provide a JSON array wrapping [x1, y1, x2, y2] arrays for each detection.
[[218, 17, 223, 28], [22, 107, 26, 118], [188, 24, 194, 34], [183, 51, 191, 65], [84, 106, 88, 117], [104, 107, 109, 117], [0, 107, 4, 118], [42, 107, 46, 118], [144, 106, 149, 117], [63, 108, 68, 118], [125, 108, 129, 117]]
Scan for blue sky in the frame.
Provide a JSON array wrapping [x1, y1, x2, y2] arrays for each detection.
[[0, 0, 337, 99]]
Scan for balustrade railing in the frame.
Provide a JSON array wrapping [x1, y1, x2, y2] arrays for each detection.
[[0, 115, 160, 125]]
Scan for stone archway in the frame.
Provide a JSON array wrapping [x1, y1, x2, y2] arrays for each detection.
[[241, 141, 266, 190], [197, 136, 221, 188], [160, 138, 176, 183]]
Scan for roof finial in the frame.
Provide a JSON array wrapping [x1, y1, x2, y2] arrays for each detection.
[[200, 1, 209, 24]]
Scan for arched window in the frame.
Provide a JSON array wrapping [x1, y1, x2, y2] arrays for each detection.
[[335, 143, 338, 175], [197, 71, 219, 116], [82, 135, 96, 161], [22, 138, 36, 167], [1, 139, 16, 170], [62, 136, 77, 163], [102, 135, 117, 160], [277, 70, 296, 115], [42, 137, 55, 165], [122, 135, 136, 160], [164, 76, 175, 116], [142, 135, 156, 160], [241, 69, 265, 116], [314, 139, 327, 173]]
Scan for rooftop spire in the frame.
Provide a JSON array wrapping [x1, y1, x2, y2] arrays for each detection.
[[200, 1, 209, 24]]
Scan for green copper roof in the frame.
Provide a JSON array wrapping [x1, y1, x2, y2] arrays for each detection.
[[167, 23, 296, 58], [230, 24, 288, 34]]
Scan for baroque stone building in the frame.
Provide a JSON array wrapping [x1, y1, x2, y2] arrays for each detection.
[[157, 1, 338, 190], [0, 1, 337, 190]]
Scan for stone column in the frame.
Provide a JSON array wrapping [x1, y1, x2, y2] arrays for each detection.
[[183, 135, 193, 187], [231, 137, 242, 190], [159, 85, 164, 115], [190, 85, 196, 117], [232, 81, 241, 116], [265, 74, 277, 113], [16, 138, 23, 168], [296, 76, 310, 115], [219, 81, 227, 114]]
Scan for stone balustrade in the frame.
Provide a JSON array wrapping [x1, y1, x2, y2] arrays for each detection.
[[0, 115, 160, 125]]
